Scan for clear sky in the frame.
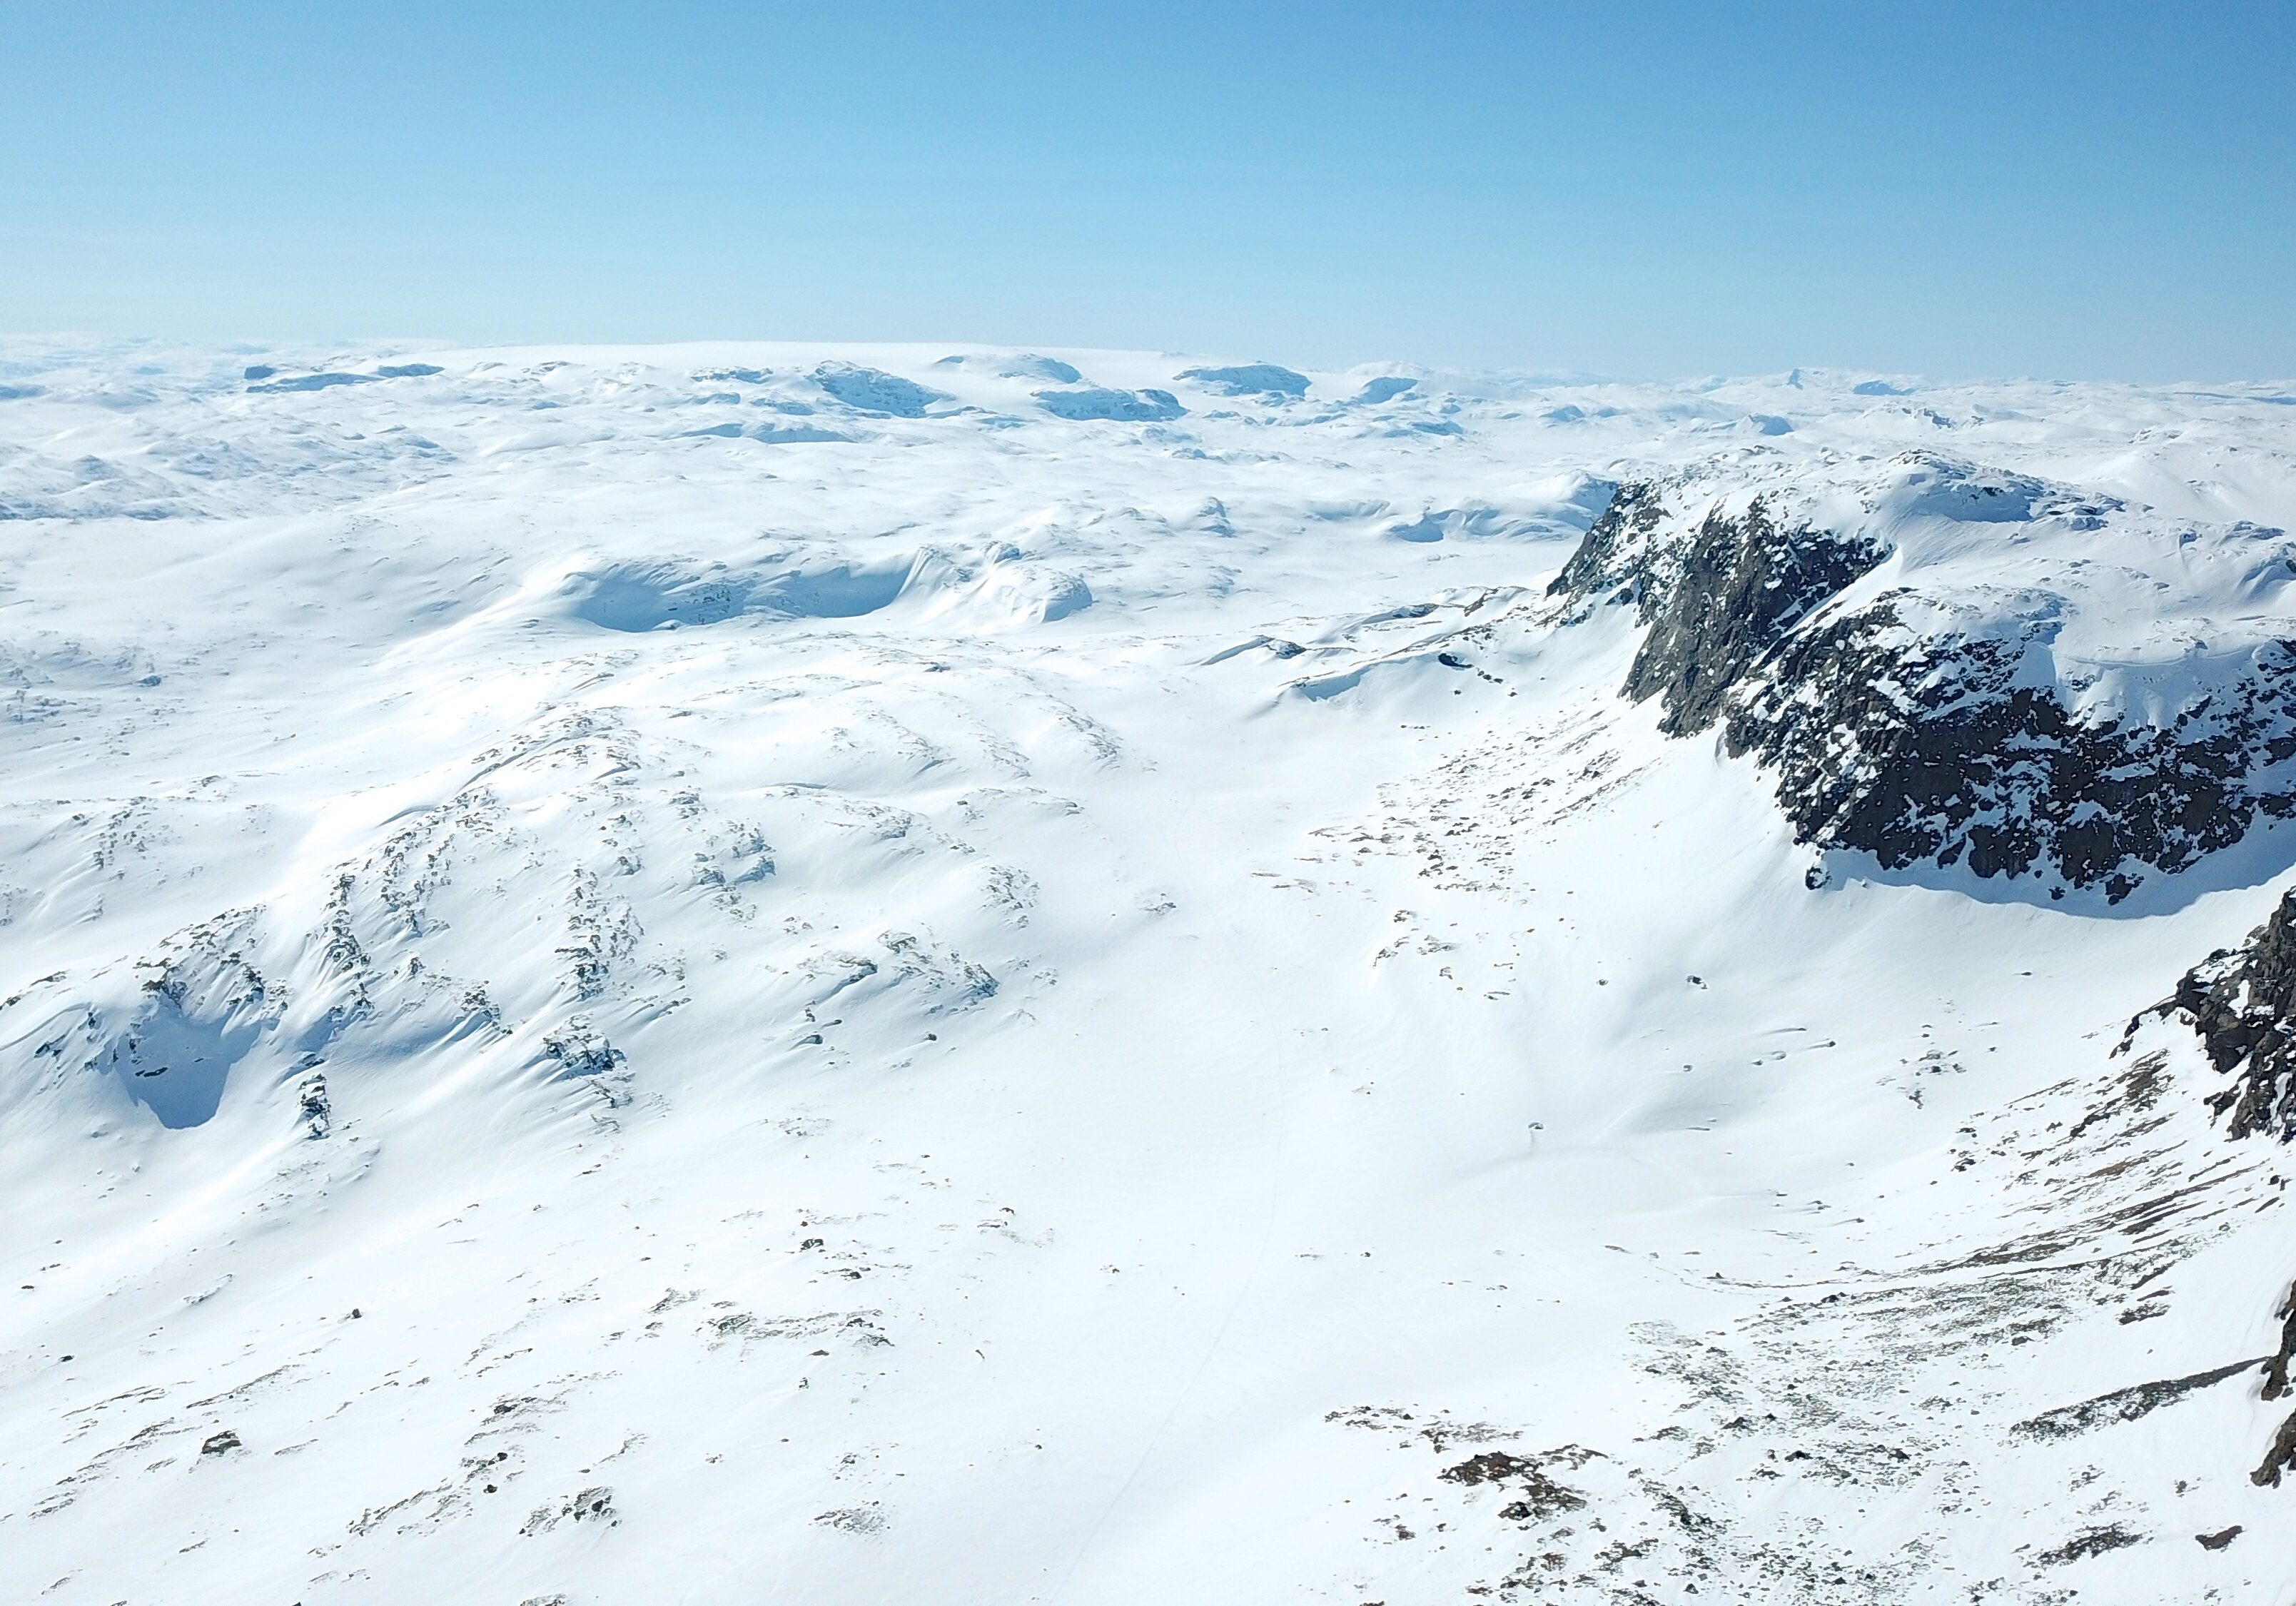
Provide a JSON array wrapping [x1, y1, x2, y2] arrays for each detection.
[[3, 1, 2290, 379]]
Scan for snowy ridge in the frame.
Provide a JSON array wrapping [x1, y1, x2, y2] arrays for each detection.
[[2, 342, 2295, 1605], [1540, 453, 2296, 903]]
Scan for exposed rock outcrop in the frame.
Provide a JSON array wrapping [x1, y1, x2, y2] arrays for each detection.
[[2147, 899, 2296, 1488], [1619, 498, 1887, 736], [2257, 1410, 2296, 1488], [1548, 470, 2296, 902], [2170, 887, 2296, 1142], [1544, 480, 1667, 610], [1729, 607, 2296, 901]]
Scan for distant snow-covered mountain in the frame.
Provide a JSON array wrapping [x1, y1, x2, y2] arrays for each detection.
[[1, 342, 2292, 1605]]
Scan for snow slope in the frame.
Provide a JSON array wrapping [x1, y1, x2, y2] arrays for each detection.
[[2, 341, 2295, 1605]]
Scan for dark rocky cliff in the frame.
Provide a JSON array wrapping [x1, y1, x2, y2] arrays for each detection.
[[2145, 894, 2296, 1487], [1729, 607, 2296, 901], [1620, 498, 1886, 737], [1545, 480, 1667, 608], [2168, 886, 2296, 1143], [1550, 479, 2296, 902]]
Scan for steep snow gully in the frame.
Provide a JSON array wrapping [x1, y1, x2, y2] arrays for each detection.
[[4, 341, 2296, 1605]]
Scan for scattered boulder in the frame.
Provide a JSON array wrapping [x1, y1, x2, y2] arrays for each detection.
[[521, 1485, 616, 1535], [1439, 1450, 1587, 1519], [814, 1503, 888, 1533], [298, 1072, 330, 1139], [2034, 1524, 2143, 1565]]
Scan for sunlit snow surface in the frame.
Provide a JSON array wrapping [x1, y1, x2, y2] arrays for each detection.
[[3, 342, 2294, 1604]]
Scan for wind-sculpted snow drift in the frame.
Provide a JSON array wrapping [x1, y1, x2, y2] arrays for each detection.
[[2, 341, 2295, 1606]]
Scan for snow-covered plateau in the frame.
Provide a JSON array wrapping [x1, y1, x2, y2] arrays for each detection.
[[3, 341, 2295, 1605]]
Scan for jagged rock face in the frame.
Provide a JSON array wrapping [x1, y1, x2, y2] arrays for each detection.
[[2171, 887, 2296, 1142], [1619, 498, 1886, 737], [1552, 469, 2296, 902], [2155, 903, 2296, 1488], [1544, 479, 1664, 607], [1729, 606, 2296, 900]]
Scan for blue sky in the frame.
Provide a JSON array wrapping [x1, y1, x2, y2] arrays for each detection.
[[3, 1, 2290, 378]]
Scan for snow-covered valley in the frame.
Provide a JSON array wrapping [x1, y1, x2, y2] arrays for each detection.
[[3, 342, 2294, 1605]]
